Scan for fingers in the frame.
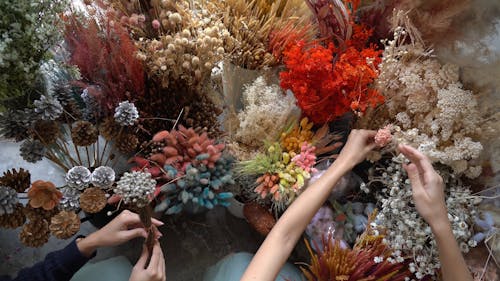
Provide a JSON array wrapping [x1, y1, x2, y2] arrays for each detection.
[[152, 218, 164, 227], [148, 240, 163, 271], [159, 246, 166, 281], [403, 163, 423, 192], [121, 228, 148, 241], [398, 144, 433, 172], [134, 244, 148, 269]]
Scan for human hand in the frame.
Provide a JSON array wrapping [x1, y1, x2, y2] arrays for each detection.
[[129, 241, 166, 281], [78, 210, 164, 257], [335, 129, 377, 170], [398, 144, 449, 229]]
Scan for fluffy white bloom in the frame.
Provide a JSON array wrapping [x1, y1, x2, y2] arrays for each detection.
[[231, 76, 297, 156]]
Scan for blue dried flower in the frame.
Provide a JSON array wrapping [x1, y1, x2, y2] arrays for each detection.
[[154, 155, 235, 215]]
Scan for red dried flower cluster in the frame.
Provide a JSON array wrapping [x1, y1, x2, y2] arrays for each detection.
[[65, 17, 144, 113], [280, 23, 383, 124]]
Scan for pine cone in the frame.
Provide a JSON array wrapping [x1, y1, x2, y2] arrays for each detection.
[[20, 219, 50, 247], [1, 168, 31, 193], [243, 202, 276, 236], [62, 101, 83, 121], [59, 187, 80, 211], [0, 203, 26, 228], [80, 187, 107, 213], [23, 205, 59, 221], [20, 139, 46, 163], [115, 133, 139, 154], [32, 120, 60, 144], [0, 186, 19, 215], [114, 101, 139, 126], [99, 117, 120, 141], [34, 95, 63, 121], [71, 121, 98, 146], [0, 109, 34, 141], [49, 211, 80, 239]]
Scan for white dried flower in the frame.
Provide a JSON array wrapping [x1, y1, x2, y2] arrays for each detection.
[[234, 76, 297, 150], [367, 155, 479, 280], [66, 166, 91, 190], [115, 171, 156, 208], [114, 101, 139, 126]]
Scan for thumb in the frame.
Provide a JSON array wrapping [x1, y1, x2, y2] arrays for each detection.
[[134, 244, 148, 269], [122, 227, 148, 241]]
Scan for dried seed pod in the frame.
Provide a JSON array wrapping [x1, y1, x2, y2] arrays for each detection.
[[0, 203, 26, 228], [49, 211, 81, 239], [115, 133, 139, 154], [80, 187, 107, 213], [1, 168, 31, 193], [71, 121, 98, 146], [19, 219, 50, 248]]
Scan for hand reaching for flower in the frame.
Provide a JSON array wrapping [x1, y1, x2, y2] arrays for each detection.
[[336, 129, 377, 170], [399, 144, 473, 281], [398, 144, 448, 229]]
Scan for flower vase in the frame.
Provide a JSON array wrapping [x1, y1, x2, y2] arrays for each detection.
[[226, 196, 245, 219]]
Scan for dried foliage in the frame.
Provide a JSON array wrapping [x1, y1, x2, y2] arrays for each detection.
[[301, 212, 411, 281], [65, 12, 144, 113], [358, 15, 484, 178], [211, 0, 315, 69]]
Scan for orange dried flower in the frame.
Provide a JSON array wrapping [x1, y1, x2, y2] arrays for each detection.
[[27, 180, 62, 211]]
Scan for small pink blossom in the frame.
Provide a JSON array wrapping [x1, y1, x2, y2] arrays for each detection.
[[152, 19, 161, 29], [374, 125, 393, 147], [292, 142, 317, 173]]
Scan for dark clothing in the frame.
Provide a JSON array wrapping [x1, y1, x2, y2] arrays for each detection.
[[0, 238, 94, 281]]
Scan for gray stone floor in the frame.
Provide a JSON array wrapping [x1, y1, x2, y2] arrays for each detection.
[[0, 206, 264, 280]]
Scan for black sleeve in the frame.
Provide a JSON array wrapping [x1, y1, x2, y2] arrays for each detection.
[[8, 237, 95, 281]]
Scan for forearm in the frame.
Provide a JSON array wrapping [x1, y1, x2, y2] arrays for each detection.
[[12, 239, 94, 281], [241, 159, 352, 281], [432, 222, 473, 281]]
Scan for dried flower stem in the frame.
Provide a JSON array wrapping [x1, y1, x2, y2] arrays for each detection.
[[139, 206, 154, 268], [99, 140, 109, 167], [84, 146, 90, 167]]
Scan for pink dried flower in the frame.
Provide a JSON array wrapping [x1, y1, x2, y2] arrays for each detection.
[[292, 142, 318, 173], [152, 19, 161, 29], [374, 125, 393, 147]]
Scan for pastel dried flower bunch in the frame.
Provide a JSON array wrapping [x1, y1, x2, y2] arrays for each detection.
[[363, 155, 480, 280], [367, 20, 483, 178], [155, 156, 234, 214], [330, 200, 375, 244], [280, 117, 342, 155], [148, 126, 225, 171], [113, 0, 227, 91], [238, 142, 313, 209], [210, 0, 314, 69], [228, 76, 298, 160], [301, 212, 411, 281], [280, 1, 384, 124], [132, 126, 234, 214]]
